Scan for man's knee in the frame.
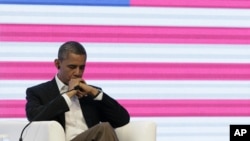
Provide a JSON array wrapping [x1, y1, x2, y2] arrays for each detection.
[[99, 122, 113, 130], [94, 122, 118, 141], [95, 122, 115, 137]]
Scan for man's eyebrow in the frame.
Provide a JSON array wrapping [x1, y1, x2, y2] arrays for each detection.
[[67, 64, 85, 67], [67, 64, 77, 66]]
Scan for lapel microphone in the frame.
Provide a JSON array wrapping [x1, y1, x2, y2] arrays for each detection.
[[20, 85, 83, 141], [20, 81, 87, 141]]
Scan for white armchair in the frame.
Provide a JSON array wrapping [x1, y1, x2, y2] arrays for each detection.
[[0, 120, 156, 141]]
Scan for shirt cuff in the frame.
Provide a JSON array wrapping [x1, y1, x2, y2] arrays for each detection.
[[94, 91, 103, 101]]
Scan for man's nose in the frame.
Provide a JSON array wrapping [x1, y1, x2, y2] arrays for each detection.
[[74, 67, 82, 76]]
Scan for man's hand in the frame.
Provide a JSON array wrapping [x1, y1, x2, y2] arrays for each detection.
[[66, 78, 82, 98], [67, 78, 99, 98], [77, 81, 99, 98]]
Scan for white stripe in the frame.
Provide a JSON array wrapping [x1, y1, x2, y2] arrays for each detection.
[[1, 4, 250, 27], [1, 42, 250, 63], [1, 80, 250, 99]]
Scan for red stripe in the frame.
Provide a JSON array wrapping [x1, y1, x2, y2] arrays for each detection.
[[0, 100, 250, 118], [1, 61, 250, 80], [1, 24, 250, 44], [131, 0, 250, 8]]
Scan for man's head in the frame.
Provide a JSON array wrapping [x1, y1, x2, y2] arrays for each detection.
[[54, 41, 87, 84]]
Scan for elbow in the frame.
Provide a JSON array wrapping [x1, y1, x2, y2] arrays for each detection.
[[119, 111, 130, 127]]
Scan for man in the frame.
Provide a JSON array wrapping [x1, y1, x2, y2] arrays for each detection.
[[25, 41, 130, 141]]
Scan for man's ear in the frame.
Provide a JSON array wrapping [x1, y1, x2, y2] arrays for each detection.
[[54, 59, 60, 69]]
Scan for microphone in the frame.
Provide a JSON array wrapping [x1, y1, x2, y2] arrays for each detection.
[[19, 122, 31, 141], [19, 109, 45, 141], [19, 85, 82, 141], [19, 84, 86, 141]]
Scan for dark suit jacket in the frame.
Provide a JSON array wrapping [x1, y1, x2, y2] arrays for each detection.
[[25, 78, 130, 129]]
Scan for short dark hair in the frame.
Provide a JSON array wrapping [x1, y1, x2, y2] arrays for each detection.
[[58, 41, 87, 60]]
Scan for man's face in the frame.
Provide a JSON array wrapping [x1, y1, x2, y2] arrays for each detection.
[[56, 53, 86, 84]]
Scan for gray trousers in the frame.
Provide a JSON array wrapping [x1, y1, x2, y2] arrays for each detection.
[[71, 122, 119, 141]]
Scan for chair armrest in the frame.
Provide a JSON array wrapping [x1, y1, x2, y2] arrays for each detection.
[[0, 120, 156, 141], [23, 121, 65, 141], [0, 120, 65, 141], [115, 121, 157, 141]]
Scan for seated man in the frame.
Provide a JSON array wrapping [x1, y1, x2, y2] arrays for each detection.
[[25, 41, 130, 141]]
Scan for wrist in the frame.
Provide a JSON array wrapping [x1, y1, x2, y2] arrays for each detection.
[[66, 90, 77, 98], [92, 89, 102, 98]]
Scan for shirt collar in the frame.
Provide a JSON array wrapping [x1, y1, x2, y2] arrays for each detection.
[[55, 74, 67, 91]]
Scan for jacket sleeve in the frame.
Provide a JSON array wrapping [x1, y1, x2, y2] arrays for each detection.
[[97, 92, 130, 128], [25, 86, 69, 121]]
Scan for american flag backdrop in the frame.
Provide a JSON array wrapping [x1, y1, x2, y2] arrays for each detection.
[[1, 1, 250, 141]]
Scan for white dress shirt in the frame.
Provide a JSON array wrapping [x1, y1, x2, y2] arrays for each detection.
[[55, 75, 103, 141]]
